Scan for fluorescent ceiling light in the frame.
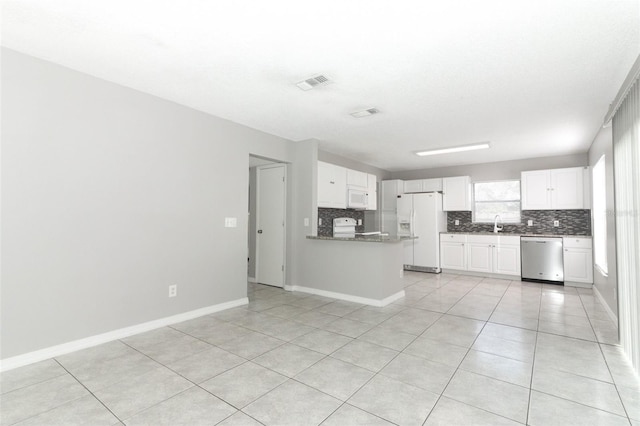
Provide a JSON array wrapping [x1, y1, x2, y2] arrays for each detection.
[[415, 142, 490, 157]]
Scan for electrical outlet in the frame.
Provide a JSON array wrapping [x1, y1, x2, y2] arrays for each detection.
[[304, 217, 309, 227], [357, 219, 363, 226], [454, 220, 460, 226], [553, 220, 560, 227], [527, 220, 533, 226], [319, 218, 322, 226], [399, 269, 404, 278], [168, 285, 177, 298]]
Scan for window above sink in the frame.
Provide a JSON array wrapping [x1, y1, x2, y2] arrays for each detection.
[[473, 180, 521, 223]]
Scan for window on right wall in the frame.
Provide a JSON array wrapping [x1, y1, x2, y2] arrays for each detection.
[[592, 155, 608, 275], [473, 180, 521, 223]]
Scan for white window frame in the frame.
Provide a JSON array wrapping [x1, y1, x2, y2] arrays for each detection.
[[592, 155, 608, 276], [472, 180, 521, 223]]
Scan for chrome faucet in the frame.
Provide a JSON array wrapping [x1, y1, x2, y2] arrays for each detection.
[[493, 215, 503, 233]]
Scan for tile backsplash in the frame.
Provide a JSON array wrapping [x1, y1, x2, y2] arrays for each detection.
[[318, 208, 365, 237], [447, 210, 591, 235]]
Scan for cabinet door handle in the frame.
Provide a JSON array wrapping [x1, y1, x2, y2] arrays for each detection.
[[329, 181, 335, 184]]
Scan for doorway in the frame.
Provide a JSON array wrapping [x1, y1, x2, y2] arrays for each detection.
[[248, 157, 287, 288]]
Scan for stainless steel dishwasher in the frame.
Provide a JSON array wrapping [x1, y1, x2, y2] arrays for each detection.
[[520, 237, 564, 284]]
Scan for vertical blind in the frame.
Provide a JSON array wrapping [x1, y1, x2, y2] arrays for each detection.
[[612, 75, 640, 373], [592, 155, 608, 275]]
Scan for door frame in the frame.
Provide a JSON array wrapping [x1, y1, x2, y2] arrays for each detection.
[[255, 163, 287, 287]]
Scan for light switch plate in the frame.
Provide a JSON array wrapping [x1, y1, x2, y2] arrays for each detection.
[[304, 218, 309, 227], [224, 217, 237, 228], [357, 219, 363, 226]]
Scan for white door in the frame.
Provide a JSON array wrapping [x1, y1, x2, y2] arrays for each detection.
[[440, 242, 466, 270], [494, 244, 521, 276], [398, 194, 414, 264], [551, 168, 584, 209], [442, 176, 470, 211], [413, 193, 439, 268], [317, 162, 347, 208], [256, 164, 286, 287], [521, 170, 551, 210], [467, 243, 493, 273], [563, 248, 593, 283]]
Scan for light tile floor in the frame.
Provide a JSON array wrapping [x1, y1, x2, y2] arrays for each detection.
[[2, 272, 639, 425]]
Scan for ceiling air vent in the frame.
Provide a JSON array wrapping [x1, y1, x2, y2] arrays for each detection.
[[351, 108, 380, 118], [296, 74, 332, 91]]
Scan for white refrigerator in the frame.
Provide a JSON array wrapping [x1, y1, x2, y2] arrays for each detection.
[[397, 192, 447, 273]]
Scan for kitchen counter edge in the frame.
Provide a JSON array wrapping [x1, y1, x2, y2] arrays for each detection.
[[307, 235, 416, 243], [440, 232, 591, 238]]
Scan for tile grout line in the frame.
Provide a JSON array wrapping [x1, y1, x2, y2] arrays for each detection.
[[52, 358, 125, 425], [525, 280, 543, 425], [421, 276, 520, 425]]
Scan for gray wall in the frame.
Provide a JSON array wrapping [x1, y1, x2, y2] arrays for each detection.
[[588, 126, 618, 317], [0, 48, 307, 359], [318, 150, 391, 180], [289, 140, 319, 287], [390, 153, 588, 182]]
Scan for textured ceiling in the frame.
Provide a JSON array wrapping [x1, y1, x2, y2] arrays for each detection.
[[2, 0, 639, 171]]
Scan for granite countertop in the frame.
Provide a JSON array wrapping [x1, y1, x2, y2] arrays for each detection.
[[307, 234, 416, 243], [441, 231, 591, 238]]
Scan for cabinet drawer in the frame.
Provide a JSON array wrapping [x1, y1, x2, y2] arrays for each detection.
[[497, 236, 520, 246], [441, 234, 466, 243], [563, 237, 592, 249], [467, 235, 496, 244]]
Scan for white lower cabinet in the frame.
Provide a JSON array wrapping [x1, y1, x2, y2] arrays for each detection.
[[441, 234, 520, 277], [563, 237, 593, 285], [440, 234, 467, 270], [467, 242, 493, 273], [493, 243, 521, 276]]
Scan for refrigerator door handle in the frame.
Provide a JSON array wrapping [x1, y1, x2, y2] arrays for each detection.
[[411, 209, 416, 236]]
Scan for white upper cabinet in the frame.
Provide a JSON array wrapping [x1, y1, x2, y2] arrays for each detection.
[[347, 168, 368, 189], [317, 161, 347, 209], [403, 178, 442, 193], [366, 174, 377, 211], [442, 176, 471, 211], [551, 167, 585, 209], [422, 178, 443, 192], [381, 180, 404, 211], [318, 162, 377, 210], [403, 180, 423, 194], [520, 170, 550, 210], [521, 167, 587, 210]]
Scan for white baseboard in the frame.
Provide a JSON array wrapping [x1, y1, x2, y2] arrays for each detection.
[[0, 297, 249, 373], [285, 285, 405, 307], [248, 276, 257, 283], [440, 269, 520, 281], [564, 281, 593, 289], [593, 285, 619, 324]]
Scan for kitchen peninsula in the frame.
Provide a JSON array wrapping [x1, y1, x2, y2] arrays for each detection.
[[296, 234, 411, 306]]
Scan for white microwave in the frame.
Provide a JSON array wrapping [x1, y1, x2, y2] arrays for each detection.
[[347, 189, 368, 209]]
